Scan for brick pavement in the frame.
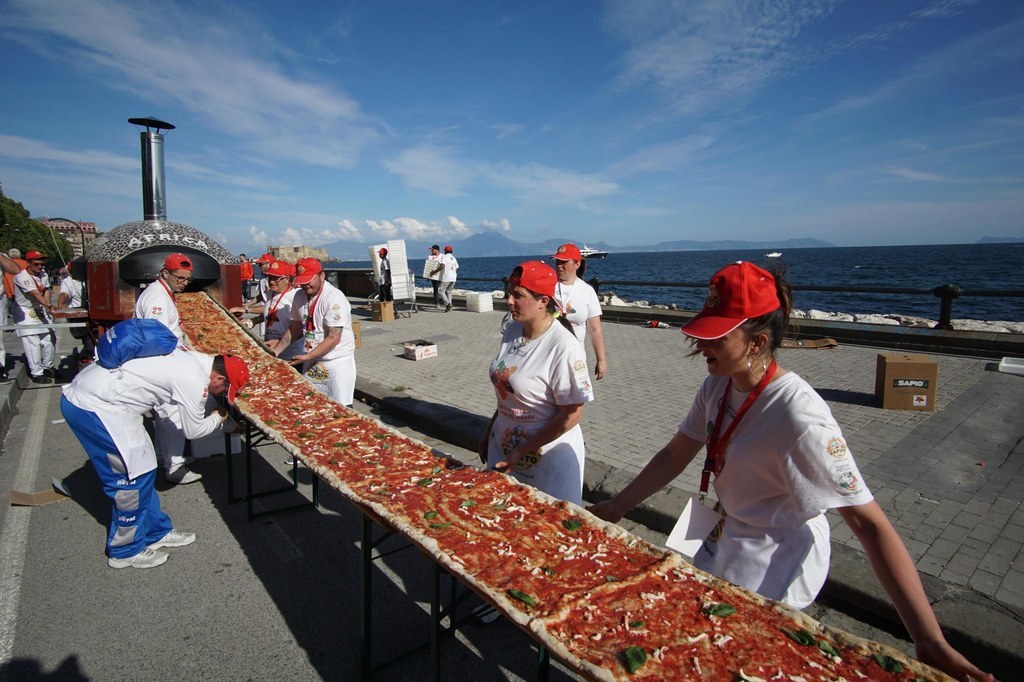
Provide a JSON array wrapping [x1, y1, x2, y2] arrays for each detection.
[[351, 301, 1024, 613]]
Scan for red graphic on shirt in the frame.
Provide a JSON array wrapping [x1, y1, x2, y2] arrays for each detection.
[[490, 361, 517, 399]]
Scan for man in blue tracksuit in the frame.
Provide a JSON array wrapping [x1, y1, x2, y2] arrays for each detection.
[[61, 349, 249, 569]]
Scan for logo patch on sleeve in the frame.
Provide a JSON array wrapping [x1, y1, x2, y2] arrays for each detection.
[[825, 437, 848, 459]]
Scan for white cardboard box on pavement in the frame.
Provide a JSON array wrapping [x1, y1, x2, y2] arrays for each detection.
[[403, 339, 438, 361]]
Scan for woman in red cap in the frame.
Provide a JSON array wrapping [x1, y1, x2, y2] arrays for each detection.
[[589, 261, 991, 682], [480, 261, 594, 505], [552, 243, 607, 379]]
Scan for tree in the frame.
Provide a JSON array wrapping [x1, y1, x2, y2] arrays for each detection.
[[0, 188, 74, 263]]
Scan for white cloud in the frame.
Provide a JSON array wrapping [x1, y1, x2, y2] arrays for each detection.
[[490, 123, 525, 139], [3, 0, 385, 168], [610, 134, 716, 176], [363, 216, 471, 240], [0, 134, 135, 171], [482, 163, 619, 206], [249, 225, 268, 247], [336, 219, 362, 240], [480, 218, 512, 233], [602, 1, 838, 114], [382, 144, 475, 197], [366, 220, 399, 238], [385, 143, 618, 207]]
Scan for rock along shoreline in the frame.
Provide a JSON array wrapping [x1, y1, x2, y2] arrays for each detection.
[[416, 286, 1024, 336]]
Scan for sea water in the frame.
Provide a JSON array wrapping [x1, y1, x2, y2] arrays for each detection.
[[350, 243, 1024, 322]]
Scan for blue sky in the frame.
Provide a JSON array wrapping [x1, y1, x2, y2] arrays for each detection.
[[1, 0, 1021, 254]]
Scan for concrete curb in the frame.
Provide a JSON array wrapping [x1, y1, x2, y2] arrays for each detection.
[[0, 361, 28, 438], [354, 372, 1024, 678]]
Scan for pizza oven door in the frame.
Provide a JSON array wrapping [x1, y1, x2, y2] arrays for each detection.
[[116, 246, 221, 291]]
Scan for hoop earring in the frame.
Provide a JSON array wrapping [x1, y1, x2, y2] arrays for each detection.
[[747, 355, 768, 382]]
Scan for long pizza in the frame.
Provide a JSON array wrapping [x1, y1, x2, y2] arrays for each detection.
[[176, 292, 953, 681]]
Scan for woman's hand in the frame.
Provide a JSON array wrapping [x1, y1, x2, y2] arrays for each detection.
[[915, 637, 993, 682], [594, 358, 607, 380], [586, 499, 627, 523], [493, 447, 527, 473]]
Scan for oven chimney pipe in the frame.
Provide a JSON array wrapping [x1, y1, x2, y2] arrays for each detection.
[[128, 117, 175, 221]]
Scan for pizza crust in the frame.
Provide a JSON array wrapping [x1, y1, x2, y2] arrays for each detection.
[[177, 292, 955, 682]]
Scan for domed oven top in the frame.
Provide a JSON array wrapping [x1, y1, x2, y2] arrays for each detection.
[[88, 219, 236, 264]]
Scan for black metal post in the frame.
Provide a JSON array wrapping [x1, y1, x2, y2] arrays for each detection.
[[932, 284, 961, 330]]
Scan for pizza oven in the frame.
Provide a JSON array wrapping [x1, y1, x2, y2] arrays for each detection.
[[85, 117, 242, 329]]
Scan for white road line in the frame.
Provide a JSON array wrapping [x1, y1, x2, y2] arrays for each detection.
[[0, 387, 53, 679]]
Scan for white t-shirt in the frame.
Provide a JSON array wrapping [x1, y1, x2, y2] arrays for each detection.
[[264, 286, 304, 359], [290, 280, 355, 360], [63, 349, 222, 478], [439, 253, 459, 283], [487, 319, 594, 504], [59, 277, 85, 308], [678, 371, 874, 608], [258, 277, 270, 305], [134, 278, 183, 342], [12, 269, 52, 335], [554, 278, 602, 343]]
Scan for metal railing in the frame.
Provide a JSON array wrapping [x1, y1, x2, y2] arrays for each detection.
[[436, 276, 1024, 330]]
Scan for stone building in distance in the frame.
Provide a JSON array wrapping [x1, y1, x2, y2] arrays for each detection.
[[267, 245, 329, 262], [39, 218, 100, 258]]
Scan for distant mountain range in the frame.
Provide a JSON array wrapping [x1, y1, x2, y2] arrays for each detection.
[[977, 235, 1024, 244], [323, 232, 836, 261]]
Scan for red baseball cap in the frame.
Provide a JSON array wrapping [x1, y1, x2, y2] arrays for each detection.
[[444, 245, 453, 253], [25, 250, 47, 261], [263, 259, 295, 278], [222, 355, 250, 405], [164, 253, 193, 271], [552, 243, 582, 261], [378, 247, 388, 257], [509, 261, 557, 299], [254, 252, 275, 264], [681, 261, 780, 340], [293, 257, 324, 285]]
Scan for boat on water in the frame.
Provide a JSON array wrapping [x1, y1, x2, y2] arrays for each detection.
[[580, 244, 609, 259], [765, 252, 782, 258]]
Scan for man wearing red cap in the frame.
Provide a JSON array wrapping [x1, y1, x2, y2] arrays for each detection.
[[134, 253, 199, 483], [268, 257, 357, 406], [252, 253, 275, 325], [234, 259, 304, 360], [376, 248, 393, 302], [436, 245, 459, 312], [62, 349, 248, 569], [11, 249, 57, 383]]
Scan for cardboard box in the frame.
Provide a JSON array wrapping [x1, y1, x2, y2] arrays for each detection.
[[352, 320, 362, 348], [372, 301, 394, 321], [875, 353, 938, 411], [403, 339, 438, 361]]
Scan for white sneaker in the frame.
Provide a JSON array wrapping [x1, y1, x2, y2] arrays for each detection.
[[166, 467, 202, 485], [108, 547, 169, 569], [149, 529, 196, 550]]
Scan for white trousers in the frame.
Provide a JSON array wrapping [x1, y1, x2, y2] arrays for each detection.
[[19, 331, 55, 377], [153, 404, 187, 473]]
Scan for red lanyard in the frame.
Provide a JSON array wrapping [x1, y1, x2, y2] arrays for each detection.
[[304, 289, 323, 332], [158, 277, 175, 301], [267, 286, 292, 322], [699, 360, 778, 495]]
